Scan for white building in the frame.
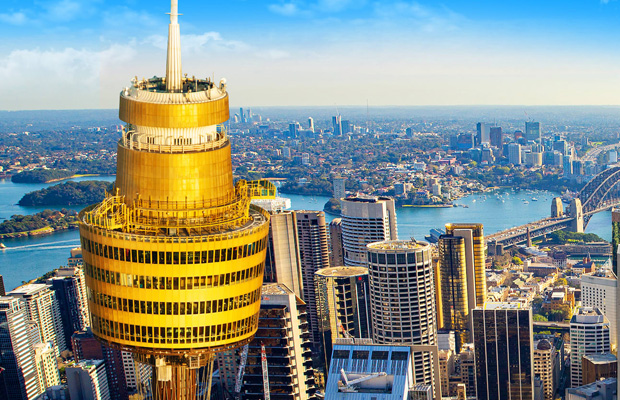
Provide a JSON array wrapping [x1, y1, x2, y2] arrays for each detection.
[[333, 177, 346, 200], [533, 339, 559, 400], [581, 269, 617, 349], [508, 143, 522, 165], [34, 342, 61, 391], [340, 196, 397, 267], [66, 360, 110, 400], [9, 284, 67, 356], [570, 307, 611, 388]]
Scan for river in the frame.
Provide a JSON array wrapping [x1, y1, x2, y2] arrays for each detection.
[[0, 178, 611, 291]]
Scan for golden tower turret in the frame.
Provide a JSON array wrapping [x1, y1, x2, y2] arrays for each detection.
[[78, 1, 275, 398]]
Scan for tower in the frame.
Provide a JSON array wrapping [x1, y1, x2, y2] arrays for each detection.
[[570, 307, 611, 387], [78, 2, 274, 398]]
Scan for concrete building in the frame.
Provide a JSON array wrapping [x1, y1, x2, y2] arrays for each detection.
[[329, 218, 345, 267], [533, 338, 559, 400], [9, 284, 67, 356], [0, 297, 40, 400], [438, 349, 455, 397], [296, 211, 331, 350], [263, 210, 303, 298], [333, 177, 346, 200], [472, 303, 534, 400], [34, 342, 61, 391], [525, 121, 542, 142], [315, 266, 371, 367], [340, 196, 397, 267], [476, 122, 490, 145], [367, 240, 437, 390], [612, 208, 620, 275], [324, 339, 414, 399], [508, 143, 522, 165], [49, 267, 90, 349], [581, 269, 617, 349], [570, 307, 611, 387], [66, 360, 110, 400], [566, 378, 617, 400], [582, 353, 617, 385]]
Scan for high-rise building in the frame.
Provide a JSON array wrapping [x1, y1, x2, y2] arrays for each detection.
[[490, 126, 503, 151], [71, 328, 129, 400], [340, 196, 397, 267], [508, 143, 522, 165], [289, 122, 299, 138], [438, 349, 455, 397], [315, 266, 371, 367], [332, 115, 342, 135], [296, 211, 330, 350], [263, 210, 303, 298], [570, 307, 611, 387], [0, 275, 5, 296], [66, 360, 110, 400], [472, 303, 534, 400], [0, 297, 40, 400], [612, 208, 620, 275], [77, 1, 274, 397], [308, 117, 314, 132], [49, 268, 90, 349], [533, 338, 559, 400], [367, 241, 437, 389], [34, 342, 61, 391], [582, 353, 617, 385], [476, 122, 490, 145], [332, 177, 346, 200], [458, 343, 477, 397], [581, 269, 617, 349], [525, 121, 541, 142], [329, 218, 345, 267], [9, 284, 67, 356], [217, 283, 317, 399]]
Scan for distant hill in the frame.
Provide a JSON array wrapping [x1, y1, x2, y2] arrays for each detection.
[[11, 169, 73, 183], [19, 180, 114, 206]]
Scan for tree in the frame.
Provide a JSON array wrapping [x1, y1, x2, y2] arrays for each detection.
[[533, 314, 548, 322], [554, 278, 568, 287], [512, 256, 523, 266]]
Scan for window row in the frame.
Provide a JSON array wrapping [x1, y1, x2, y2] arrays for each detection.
[[368, 252, 420, 265], [81, 236, 267, 265], [84, 261, 265, 289], [88, 286, 261, 315], [91, 313, 258, 345]]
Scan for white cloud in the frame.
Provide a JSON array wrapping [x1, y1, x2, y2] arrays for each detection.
[[0, 11, 30, 25], [373, 1, 464, 32], [144, 32, 251, 54], [269, 2, 304, 16]]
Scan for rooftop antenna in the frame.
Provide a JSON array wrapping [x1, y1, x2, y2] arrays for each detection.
[[165, 0, 183, 92]]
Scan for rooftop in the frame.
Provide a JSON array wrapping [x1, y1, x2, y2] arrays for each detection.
[[261, 283, 294, 296], [315, 266, 368, 278], [367, 240, 429, 251], [9, 283, 49, 296], [481, 302, 524, 310], [583, 353, 617, 364]]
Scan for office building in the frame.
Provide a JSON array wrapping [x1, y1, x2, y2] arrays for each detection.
[[329, 218, 345, 267], [458, 343, 477, 397], [333, 177, 346, 200], [367, 240, 437, 389], [533, 338, 559, 400], [34, 342, 61, 391], [570, 307, 611, 387], [9, 284, 67, 356], [121, 350, 151, 394], [333, 115, 343, 135], [0, 297, 40, 400], [340, 196, 397, 267], [490, 127, 503, 151], [582, 353, 617, 385], [508, 143, 522, 165], [472, 303, 534, 400], [68, 247, 83, 267], [581, 269, 617, 349], [263, 210, 303, 298], [308, 117, 314, 132], [566, 378, 617, 400], [324, 339, 414, 400], [438, 349, 455, 397], [78, 2, 274, 397], [71, 328, 129, 400], [66, 360, 110, 400], [296, 211, 331, 350], [525, 121, 541, 142], [315, 266, 371, 367], [218, 283, 317, 399], [612, 209, 620, 275], [476, 122, 490, 145], [0, 275, 5, 296], [49, 269, 90, 349]]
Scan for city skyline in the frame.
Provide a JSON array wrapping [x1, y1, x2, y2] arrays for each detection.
[[3, 0, 620, 110]]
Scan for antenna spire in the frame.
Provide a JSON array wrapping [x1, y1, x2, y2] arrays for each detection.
[[166, 0, 182, 92]]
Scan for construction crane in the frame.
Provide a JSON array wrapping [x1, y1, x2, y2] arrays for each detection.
[[234, 344, 249, 399], [261, 343, 270, 400], [339, 369, 388, 393]]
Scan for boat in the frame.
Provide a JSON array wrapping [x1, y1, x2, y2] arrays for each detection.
[[523, 201, 529, 205], [0, 243, 5, 249], [531, 197, 538, 201]]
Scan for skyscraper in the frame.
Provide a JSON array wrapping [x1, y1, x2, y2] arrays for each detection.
[[314, 266, 371, 367], [612, 208, 620, 275], [66, 359, 110, 400], [329, 218, 345, 267], [263, 210, 303, 298], [50, 269, 90, 349], [9, 284, 67, 356], [0, 297, 40, 400], [581, 269, 617, 349], [570, 307, 611, 387], [78, 1, 274, 397], [296, 211, 331, 350], [508, 143, 522, 165], [490, 126, 503, 151], [476, 122, 490, 145], [340, 196, 397, 267], [472, 303, 534, 400], [367, 240, 437, 389], [332, 177, 346, 200], [308, 117, 314, 133], [34, 342, 61, 391], [332, 115, 342, 135], [525, 121, 541, 142], [533, 338, 559, 400]]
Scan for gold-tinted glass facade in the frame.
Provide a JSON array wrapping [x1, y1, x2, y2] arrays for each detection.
[[438, 236, 469, 333], [445, 223, 487, 307]]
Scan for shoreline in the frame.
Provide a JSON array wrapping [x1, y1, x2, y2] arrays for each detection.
[[45, 173, 104, 183], [0, 224, 78, 240]]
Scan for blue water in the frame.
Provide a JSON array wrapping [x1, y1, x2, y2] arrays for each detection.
[[0, 181, 612, 291]]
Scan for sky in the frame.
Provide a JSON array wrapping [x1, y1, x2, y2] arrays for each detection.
[[2, 0, 620, 110]]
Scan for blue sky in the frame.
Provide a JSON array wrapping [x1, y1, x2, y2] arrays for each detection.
[[2, 0, 620, 109]]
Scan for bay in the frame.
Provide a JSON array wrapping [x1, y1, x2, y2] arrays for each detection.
[[0, 179, 611, 292]]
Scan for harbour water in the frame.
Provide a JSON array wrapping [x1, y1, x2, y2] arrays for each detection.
[[0, 178, 611, 291]]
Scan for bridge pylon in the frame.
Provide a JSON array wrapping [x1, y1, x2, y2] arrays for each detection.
[[551, 197, 563, 218], [568, 198, 584, 233]]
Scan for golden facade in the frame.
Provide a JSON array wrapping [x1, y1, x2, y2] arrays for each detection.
[[78, 1, 274, 398]]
